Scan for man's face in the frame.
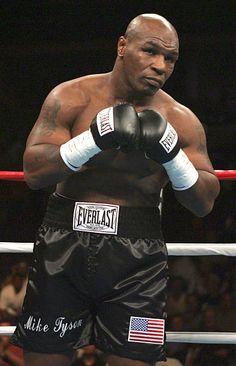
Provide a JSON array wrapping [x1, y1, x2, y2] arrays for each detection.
[[118, 23, 179, 96]]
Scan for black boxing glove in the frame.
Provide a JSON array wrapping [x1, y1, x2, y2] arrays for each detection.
[[139, 109, 180, 163], [60, 104, 140, 171], [90, 103, 140, 151], [139, 109, 199, 190]]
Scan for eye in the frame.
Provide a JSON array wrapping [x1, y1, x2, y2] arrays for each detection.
[[165, 54, 177, 63], [142, 47, 157, 55]]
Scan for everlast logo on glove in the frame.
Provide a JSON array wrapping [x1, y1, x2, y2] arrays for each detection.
[[73, 202, 120, 234], [97, 107, 114, 136], [159, 123, 178, 153]]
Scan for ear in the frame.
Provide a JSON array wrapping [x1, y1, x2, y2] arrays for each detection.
[[117, 36, 127, 57]]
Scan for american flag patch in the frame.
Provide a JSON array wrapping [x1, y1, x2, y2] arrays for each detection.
[[128, 316, 165, 345]]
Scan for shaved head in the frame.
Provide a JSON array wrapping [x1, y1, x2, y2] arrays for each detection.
[[124, 13, 179, 47]]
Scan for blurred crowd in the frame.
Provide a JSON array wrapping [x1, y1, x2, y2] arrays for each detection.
[[0, 262, 26, 366], [165, 256, 236, 366]]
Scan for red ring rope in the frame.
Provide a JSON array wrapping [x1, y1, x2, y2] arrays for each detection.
[[0, 170, 236, 181], [214, 170, 236, 180], [0, 171, 25, 181]]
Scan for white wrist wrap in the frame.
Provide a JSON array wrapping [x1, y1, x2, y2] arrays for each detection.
[[163, 149, 199, 190], [60, 129, 101, 171]]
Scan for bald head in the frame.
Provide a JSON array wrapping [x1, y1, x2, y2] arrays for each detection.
[[124, 13, 179, 47]]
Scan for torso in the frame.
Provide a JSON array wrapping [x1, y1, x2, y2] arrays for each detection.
[[55, 73, 183, 206]]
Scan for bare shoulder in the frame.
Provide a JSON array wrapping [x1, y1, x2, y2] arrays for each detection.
[[158, 90, 206, 148], [48, 73, 108, 108], [158, 90, 200, 125], [158, 90, 215, 173], [38, 73, 109, 128]]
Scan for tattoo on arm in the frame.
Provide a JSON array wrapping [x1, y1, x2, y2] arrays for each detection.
[[39, 99, 61, 136], [196, 124, 208, 154], [195, 123, 213, 166], [197, 141, 207, 155]]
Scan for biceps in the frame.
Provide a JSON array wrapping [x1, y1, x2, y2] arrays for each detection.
[[26, 122, 71, 147], [26, 96, 72, 146]]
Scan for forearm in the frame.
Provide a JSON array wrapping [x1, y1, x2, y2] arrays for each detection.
[[23, 144, 72, 190], [174, 170, 220, 217]]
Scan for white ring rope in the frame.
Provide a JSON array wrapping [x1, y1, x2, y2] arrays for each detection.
[[166, 332, 236, 344], [0, 242, 33, 253], [1, 242, 236, 256], [1, 326, 236, 344], [0, 326, 14, 336], [167, 243, 236, 256]]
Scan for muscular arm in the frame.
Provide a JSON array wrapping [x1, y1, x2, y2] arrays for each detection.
[[171, 108, 220, 217], [23, 88, 76, 189]]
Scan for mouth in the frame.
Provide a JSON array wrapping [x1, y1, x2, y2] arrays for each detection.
[[144, 77, 163, 88]]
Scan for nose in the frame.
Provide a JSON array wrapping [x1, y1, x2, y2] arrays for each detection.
[[151, 55, 166, 74]]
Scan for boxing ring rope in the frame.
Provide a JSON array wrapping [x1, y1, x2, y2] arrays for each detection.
[[1, 242, 236, 255], [1, 170, 236, 343], [1, 170, 236, 181], [0, 325, 236, 344], [0, 171, 25, 181]]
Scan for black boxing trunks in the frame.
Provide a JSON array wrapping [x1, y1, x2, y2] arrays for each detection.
[[11, 193, 168, 363]]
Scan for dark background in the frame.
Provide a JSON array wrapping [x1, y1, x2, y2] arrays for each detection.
[[0, 0, 236, 245]]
